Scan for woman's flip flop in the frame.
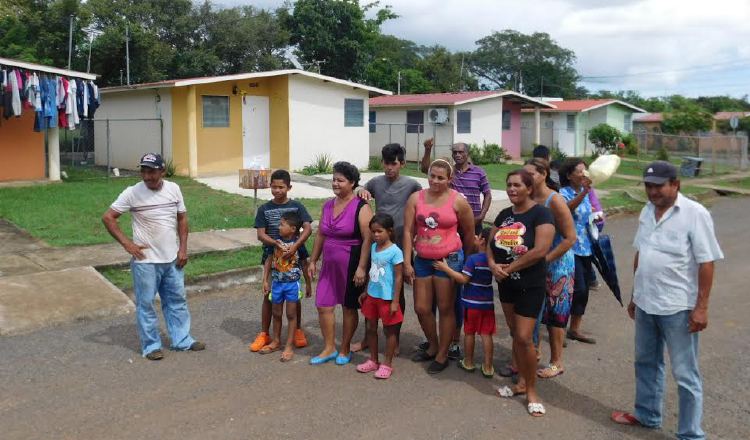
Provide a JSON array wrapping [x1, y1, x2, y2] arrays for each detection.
[[496, 385, 526, 398], [527, 402, 546, 417]]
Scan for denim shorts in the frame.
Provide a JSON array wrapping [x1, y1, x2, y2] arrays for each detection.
[[414, 249, 464, 278]]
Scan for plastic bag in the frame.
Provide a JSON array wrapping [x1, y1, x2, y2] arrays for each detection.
[[588, 154, 621, 185]]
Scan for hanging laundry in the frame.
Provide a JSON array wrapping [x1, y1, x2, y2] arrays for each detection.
[[9, 69, 21, 117], [58, 76, 68, 128], [87, 81, 99, 118]]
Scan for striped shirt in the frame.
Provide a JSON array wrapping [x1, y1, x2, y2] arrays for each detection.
[[461, 253, 495, 310], [451, 164, 491, 217]]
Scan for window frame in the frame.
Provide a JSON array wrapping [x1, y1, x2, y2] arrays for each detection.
[[456, 109, 471, 134], [369, 110, 376, 133], [502, 110, 511, 130], [201, 95, 230, 128], [566, 114, 576, 132], [344, 98, 364, 127], [624, 113, 633, 132], [406, 110, 424, 133]]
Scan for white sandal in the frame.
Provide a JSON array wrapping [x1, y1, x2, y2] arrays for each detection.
[[527, 402, 546, 417], [496, 385, 515, 398]]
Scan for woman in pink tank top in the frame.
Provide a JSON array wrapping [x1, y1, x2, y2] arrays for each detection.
[[403, 159, 475, 373]]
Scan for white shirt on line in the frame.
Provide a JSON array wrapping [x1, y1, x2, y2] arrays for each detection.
[[632, 193, 724, 315], [111, 180, 187, 264]]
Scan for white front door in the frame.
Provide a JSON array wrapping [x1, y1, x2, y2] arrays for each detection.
[[241, 95, 270, 168]]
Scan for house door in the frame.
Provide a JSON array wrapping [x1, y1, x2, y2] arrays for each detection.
[[241, 95, 270, 168]]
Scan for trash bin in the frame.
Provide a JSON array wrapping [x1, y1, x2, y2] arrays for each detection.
[[680, 156, 704, 177]]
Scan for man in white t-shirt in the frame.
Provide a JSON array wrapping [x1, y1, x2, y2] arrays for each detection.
[[102, 153, 205, 361], [611, 161, 723, 440]]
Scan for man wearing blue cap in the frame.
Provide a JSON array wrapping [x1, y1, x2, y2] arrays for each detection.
[[611, 161, 723, 440], [102, 153, 205, 361]]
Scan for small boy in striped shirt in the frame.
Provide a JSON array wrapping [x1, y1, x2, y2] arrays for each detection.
[[434, 227, 496, 377]]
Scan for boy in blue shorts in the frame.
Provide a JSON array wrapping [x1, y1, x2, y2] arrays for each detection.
[[250, 169, 313, 353], [434, 227, 496, 377], [262, 212, 305, 362]]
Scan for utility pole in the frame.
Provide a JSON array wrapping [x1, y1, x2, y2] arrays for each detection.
[[397, 70, 401, 95], [540, 77, 543, 98], [125, 23, 130, 85], [67, 15, 74, 70]]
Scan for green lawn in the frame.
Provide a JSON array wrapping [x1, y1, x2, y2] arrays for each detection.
[[0, 168, 326, 247], [99, 247, 265, 291], [724, 177, 750, 189]]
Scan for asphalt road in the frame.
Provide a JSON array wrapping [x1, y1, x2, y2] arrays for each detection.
[[1, 196, 748, 440]]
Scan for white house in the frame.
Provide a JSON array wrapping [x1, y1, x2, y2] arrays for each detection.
[[520, 99, 646, 156], [97, 70, 391, 176], [368, 91, 555, 161]]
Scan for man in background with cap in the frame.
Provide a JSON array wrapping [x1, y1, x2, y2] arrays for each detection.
[[611, 161, 723, 440], [102, 153, 205, 361]]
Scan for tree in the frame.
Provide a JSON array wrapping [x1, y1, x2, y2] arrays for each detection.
[[279, 0, 396, 81], [661, 106, 713, 134], [588, 123, 622, 154], [469, 30, 580, 97], [416, 46, 477, 92]]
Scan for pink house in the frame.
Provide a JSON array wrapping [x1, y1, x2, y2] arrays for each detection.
[[368, 91, 554, 160]]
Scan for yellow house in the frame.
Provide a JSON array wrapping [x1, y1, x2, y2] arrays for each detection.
[[96, 70, 391, 176]]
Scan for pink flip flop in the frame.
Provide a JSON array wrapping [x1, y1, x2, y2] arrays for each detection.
[[356, 359, 380, 373], [374, 364, 393, 379]]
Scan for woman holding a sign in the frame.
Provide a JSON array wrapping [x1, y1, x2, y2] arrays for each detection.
[[490, 169, 555, 417]]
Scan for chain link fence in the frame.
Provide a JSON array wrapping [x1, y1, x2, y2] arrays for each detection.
[[635, 131, 748, 174], [60, 118, 164, 175], [369, 122, 455, 165]]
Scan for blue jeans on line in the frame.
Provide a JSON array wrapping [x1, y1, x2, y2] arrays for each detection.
[[131, 260, 196, 356], [634, 307, 704, 440]]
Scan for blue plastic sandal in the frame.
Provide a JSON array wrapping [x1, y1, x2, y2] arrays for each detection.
[[310, 351, 339, 365], [335, 352, 352, 365]]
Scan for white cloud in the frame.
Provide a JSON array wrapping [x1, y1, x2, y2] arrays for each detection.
[[220, 0, 750, 97]]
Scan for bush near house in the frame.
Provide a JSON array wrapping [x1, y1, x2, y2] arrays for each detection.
[[621, 132, 639, 155], [588, 123, 622, 155], [469, 142, 511, 165], [301, 153, 333, 175]]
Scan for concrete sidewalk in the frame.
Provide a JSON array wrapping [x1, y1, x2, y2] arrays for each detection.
[[0, 223, 261, 336]]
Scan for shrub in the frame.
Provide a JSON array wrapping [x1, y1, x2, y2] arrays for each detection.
[[367, 156, 383, 171], [469, 142, 511, 164], [588, 123, 622, 155], [621, 133, 639, 155], [655, 147, 670, 161], [551, 146, 567, 162], [300, 153, 333, 175], [165, 158, 177, 177], [468, 144, 483, 164]]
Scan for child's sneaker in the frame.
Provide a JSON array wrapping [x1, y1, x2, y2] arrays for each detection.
[[447, 343, 463, 360], [249, 332, 271, 352], [294, 329, 308, 348]]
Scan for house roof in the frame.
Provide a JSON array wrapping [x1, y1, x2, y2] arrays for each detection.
[[633, 112, 663, 122], [369, 90, 555, 109], [100, 69, 391, 96], [0, 56, 98, 80], [713, 111, 750, 120], [522, 99, 646, 113]]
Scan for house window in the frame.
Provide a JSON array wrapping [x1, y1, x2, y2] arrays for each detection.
[[457, 110, 471, 133], [521, 121, 530, 129], [344, 99, 364, 127], [567, 114, 576, 131], [407, 110, 424, 133], [624, 113, 632, 132], [502, 110, 511, 130], [369, 111, 376, 133], [202, 96, 229, 127]]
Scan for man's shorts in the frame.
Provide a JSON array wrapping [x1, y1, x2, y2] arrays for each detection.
[[414, 249, 464, 278], [271, 281, 300, 305], [463, 308, 496, 335], [361, 295, 404, 326]]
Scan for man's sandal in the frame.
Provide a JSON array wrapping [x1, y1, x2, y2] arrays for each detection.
[[259, 343, 280, 354], [611, 411, 642, 426]]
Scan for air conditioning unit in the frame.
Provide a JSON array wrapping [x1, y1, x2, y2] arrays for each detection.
[[428, 108, 449, 124]]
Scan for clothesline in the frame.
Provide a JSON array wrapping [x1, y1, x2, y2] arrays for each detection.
[[0, 62, 100, 132]]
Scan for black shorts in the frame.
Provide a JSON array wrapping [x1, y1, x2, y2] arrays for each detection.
[[497, 281, 545, 319]]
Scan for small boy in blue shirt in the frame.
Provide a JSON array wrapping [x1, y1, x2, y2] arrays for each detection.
[[434, 227, 496, 377], [262, 211, 305, 362]]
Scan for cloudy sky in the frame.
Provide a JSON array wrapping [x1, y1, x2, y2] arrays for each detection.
[[223, 0, 750, 98]]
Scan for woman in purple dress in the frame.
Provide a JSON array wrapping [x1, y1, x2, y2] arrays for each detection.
[[307, 162, 373, 365]]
